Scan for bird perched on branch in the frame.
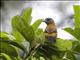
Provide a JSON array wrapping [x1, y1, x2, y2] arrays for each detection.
[[43, 18, 57, 43]]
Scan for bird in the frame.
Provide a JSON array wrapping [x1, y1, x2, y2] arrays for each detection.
[[43, 18, 57, 43]]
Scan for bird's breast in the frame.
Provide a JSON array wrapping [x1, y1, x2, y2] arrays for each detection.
[[45, 24, 57, 33]]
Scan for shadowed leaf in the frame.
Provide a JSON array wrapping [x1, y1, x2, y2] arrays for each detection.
[[0, 42, 18, 57], [0, 38, 26, 53]]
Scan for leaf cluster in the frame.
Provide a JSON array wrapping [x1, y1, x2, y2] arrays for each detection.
[[0, 6, 80, 60]]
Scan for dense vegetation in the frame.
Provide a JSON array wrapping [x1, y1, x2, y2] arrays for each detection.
[[0, 5, 80, 60]]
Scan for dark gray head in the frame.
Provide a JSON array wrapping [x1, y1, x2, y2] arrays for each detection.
[[43, 18, 54, 24]]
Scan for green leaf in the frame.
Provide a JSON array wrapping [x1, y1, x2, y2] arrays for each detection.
[[64, 6, 80, 41], [51, 55, 61, 60], [74, 5, 80, 29], [0, 42, 18, 57], [0, 32, 8, 38], [55, 38, 72, 51], [35, 29, 45, 44], [72, 41, 80, 53], [36, 44, 60, 60], [74, 44, 80, 53], [74, 28, 80, 37], [12, 16, 34, 44], [31, 29, 45, 47], [15, 56, 22, 60], [22, 7, 32, 24], [64, 28, 80, 40], [0, 32, 15, 40], [38, 47, 52, 60], [32, 19, 43, 31], [12, 31, 25, 43], [0, 38, 26, 52], [0, 53, 11, 60], [66, 51, 77, 60], [41, 45, 60, 56]]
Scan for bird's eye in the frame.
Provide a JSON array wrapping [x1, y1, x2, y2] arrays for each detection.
[[46, 18, 50, 21], [47, 19, 50, 21], [45, 18, 52, 21]]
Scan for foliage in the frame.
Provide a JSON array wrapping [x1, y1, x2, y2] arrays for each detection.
[[64, 5, 80, 41], [0, 6, 80, 60], [64, 5, 80, 60]]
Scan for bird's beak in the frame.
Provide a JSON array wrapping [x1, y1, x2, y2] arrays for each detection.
[[43, 20, 46, 22]]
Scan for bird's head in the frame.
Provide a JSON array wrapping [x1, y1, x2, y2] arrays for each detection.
[[43, 18, 54, 25]]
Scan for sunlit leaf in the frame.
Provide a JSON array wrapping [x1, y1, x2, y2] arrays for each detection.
[[51, 55, 61, 60], [0, 53, 11, 60], [12, 31, 25, 43], [12, 16, 34, 44], [32, 19, 43, 31], [64, 28, 80, 40], [0, 32, 8, 38], [55, 38, 72, 51], [74, 5, 80, 29], [22, 7, 32, 24], [64, 6, 80, 41], [35, 29, 45, 44], [0, 32, 15, 40]]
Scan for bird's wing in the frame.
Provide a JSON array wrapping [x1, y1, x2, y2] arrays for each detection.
[[45, 27, 57, 33], [45, 24, 57, 33]]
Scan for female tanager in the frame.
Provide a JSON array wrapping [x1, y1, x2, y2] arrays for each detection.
[[43, 18, 57, 43]]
